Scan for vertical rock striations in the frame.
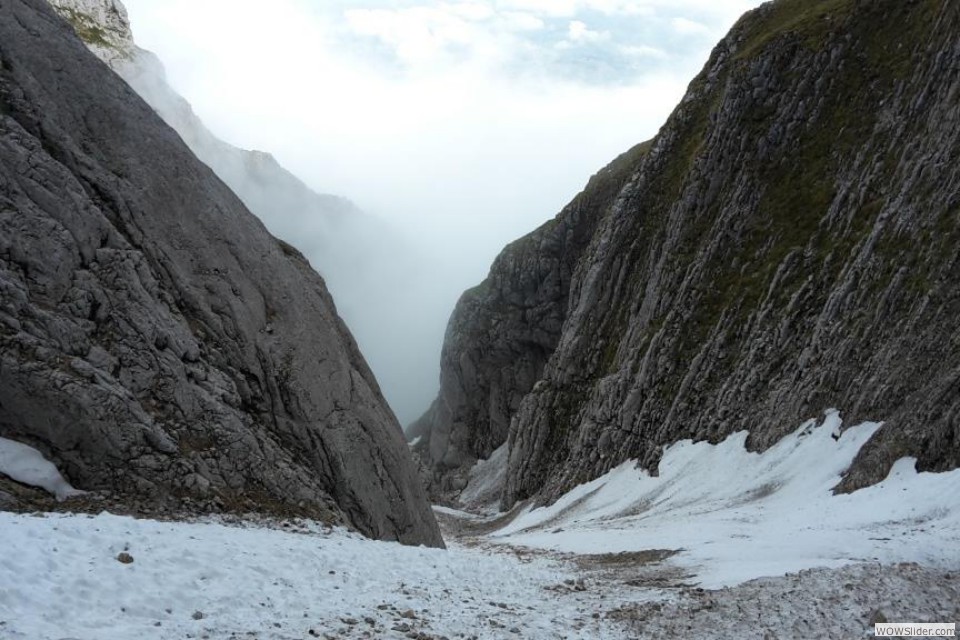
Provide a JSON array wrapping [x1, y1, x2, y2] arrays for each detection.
[[419, 0, 960, 509], [0, 0, 442, 547], [408, 143, 650, 498]]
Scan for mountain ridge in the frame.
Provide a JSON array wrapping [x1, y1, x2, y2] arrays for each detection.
[[48, 0, 368, 258], [1, 0, 442, 546], [47, 0, 452, 427], [412, 0, 960, 508]]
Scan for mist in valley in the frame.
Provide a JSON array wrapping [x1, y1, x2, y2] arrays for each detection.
[[119, 0, 763, 425]]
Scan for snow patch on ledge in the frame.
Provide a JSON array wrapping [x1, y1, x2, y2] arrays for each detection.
[[492, 410, 960, 588], [0, 437, 84, 501]]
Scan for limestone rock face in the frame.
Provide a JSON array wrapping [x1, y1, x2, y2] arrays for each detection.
[[48, 0, 437, 426], [0, 0, 442, 547], [408, 143, 650, 498], [417, 0, 960, 509], [44, 0, 394, 356], [47, 0, 134, 66], [48, 0, 355, 238]]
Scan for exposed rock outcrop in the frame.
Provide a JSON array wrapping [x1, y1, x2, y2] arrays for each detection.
[[49, 0, 437, 425], [48, 0, 360, 244], [416, 0, 960, 509], [408, 143, 651, 498], [47, 0, 134, 66], [0, 0, 442, 547]]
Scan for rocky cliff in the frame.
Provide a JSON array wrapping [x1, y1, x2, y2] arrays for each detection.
[[48, 0, 439, 426], [408, 142, 651, 497], [46, 0, 134, 66], [415, 0, 960, 508], [0, 0, 442, 547], [48, 0, 359, 242]]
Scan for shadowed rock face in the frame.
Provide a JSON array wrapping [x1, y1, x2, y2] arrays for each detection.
[[50, 0, 446, 429], [416, 0, 960, 509], [408, 143, 651, 498], [0, 0, 442, 547]]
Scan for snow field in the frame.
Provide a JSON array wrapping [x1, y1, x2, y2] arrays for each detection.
[[493, 411, 960, 588], [2, 410, 959, 639], [0, 512, 628, 639]]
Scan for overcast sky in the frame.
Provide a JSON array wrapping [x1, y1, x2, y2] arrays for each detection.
[[121, 0, 764, 423]]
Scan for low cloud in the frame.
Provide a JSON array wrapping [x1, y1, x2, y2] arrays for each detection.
[[565, 20, 609, 43], [672, 16, 712, 36]]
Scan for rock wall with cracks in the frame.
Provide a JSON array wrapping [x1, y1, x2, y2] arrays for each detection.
[[417, 0, 960, 509], [407, 142, 651, 499], [0, 0, 442, 547]]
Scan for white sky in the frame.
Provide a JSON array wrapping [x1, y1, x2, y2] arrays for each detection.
[[120, 0, 764, 423]]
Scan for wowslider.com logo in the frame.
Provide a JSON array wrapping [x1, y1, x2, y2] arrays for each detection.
[[875, 623, 956, 637]]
